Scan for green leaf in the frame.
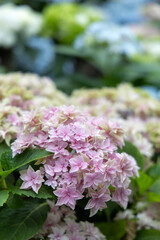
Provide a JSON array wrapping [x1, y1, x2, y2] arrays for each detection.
[[96, 220, 126, 240], [136, 172, 153, 195], [147, 164, 160, 179], [6, 194, 24, 209], [150, 179, 160, 194], [0, 190, 9, 207], [9, 184, 54, 199], [147, 179, 160, 202], [0, 201, 49, 240], [147, 192, 160, 202], [135, 229, 160, 240], [119, 141, 144, 170], [104, 201, 121, 220], [0, 141, 10, 175], [0, 147, 53, 178], [0, 141, 10, 159]]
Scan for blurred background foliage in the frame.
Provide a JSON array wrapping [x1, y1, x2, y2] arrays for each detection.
[[0, 0, 160, 96]]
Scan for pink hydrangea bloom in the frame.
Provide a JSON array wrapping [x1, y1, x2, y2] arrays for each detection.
[[49, 227, 68, 240], [69, 155, 88, 173], [54, 185, 83, 209], [84, 173, 104, 188], [20, 166, 44, 193], [12, 105, 139, 215], [112, 188, 132, 209], [35, 200, 105, 240], [85, 187, 111, 216]]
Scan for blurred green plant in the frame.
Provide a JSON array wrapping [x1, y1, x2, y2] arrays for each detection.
[[53, 45, 160, 93], [42, 2, 103, 44]]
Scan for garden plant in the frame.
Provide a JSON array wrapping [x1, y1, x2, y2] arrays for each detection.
[[0, 1, 160, 240]]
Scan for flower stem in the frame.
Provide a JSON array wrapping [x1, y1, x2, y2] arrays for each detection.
[[0, 162, 7, 189], [0, 177, 7, 189]]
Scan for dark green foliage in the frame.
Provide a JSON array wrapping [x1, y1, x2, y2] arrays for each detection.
[[0, 201, 49, 240], [0, 190, 9, 207], [135, 229, 160, 240], [0, 147, 52, 177], [96, 220, 126, 240], [9, 184, 54, 200]]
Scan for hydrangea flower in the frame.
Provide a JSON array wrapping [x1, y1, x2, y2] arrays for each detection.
[[42, 3, 103, 44], [147, 118, 160, 153], [74, 22, 142, 57], [20, 166, 44, 194], [0, 4, 42, 47], [0, 73, 67, 108], [115, 202, 160, 231], [0, 73, 67, 145], [12, 105, 139, 215], [35, 200, 105, 240], [70, 84, 160, 158]]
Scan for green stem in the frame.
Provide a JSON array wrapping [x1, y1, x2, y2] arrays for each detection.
[[0, 162, 7, 189], [0, 177, 7, 189]]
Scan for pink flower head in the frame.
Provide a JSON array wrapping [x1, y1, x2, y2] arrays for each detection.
[[20, 166, 44, 194], [45, 176, 58, 189], [46, 141, 68, 156], [69, 155, 88, 173], [54, 185, 83, 209], [61, 105, 77, 118], [104, 159, 117, 183], [62, 172, 78, 185], [7, 113, 19, 126], [72, 122, 90, 141], [44, 161, 55, 176], [81, 221, 105, 239], [37, 199, 105, 240], [49, 227, 68, 240], [84, 173, 104, 188], [34, 131, 48, 148], [66, 220, 79, 233], [68, 234, 85, 240], [70, 140, 92, 153], [116, 153, 139, 181], [12, 133, 36, 157], [12, 105, 139, 215], [85, 187, 111, 217], [104, 120, 124, 148], [54, 156, 68, 173], [112, 187, 131, 209], [56, 124, 73, 141]]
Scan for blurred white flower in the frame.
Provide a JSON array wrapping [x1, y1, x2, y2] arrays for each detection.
[[135, 201, 148, 210], [0, 4, 42, 47], [137, 212, 160, 230], [115, 210, 135, 220], [143, 41, 160, 57], [75, 13, 89, 25]]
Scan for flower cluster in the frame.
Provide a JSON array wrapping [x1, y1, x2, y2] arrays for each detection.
[[12, 105, 139, 216], [119, 117, 153, 158], [42, 2, 103, 44], [0, 72, 67, 107], [74, 22, 142, 57], [147, 118, 160, 153], [115, 202, 160, 231], [71, 84, 160, 119], [0, 73, 67, 144], [35, 200, 105, 240], [0, 4, 42, 47], [70, 84, 160, 158]]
